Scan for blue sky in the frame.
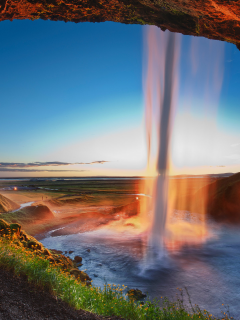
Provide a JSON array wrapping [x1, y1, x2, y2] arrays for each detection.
[[0, 19, 240, 176]]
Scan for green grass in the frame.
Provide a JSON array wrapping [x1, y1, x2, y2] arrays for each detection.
[[0, 209, 38, 225], [0, 238, 234, 320]]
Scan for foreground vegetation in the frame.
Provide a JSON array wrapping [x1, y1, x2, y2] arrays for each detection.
[[0, 219, 234, 320]]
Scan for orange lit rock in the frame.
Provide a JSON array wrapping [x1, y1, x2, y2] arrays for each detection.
[[0, 0, 239, 49]]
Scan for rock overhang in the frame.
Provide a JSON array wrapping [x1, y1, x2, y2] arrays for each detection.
[[0, 0, 240, 49]]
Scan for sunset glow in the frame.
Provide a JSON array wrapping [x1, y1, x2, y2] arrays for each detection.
[[0, 21, 240, 177]]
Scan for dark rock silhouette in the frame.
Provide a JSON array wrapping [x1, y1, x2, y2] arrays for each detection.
[[0, 0, 239, 48], [200, 172, 240, 223], [74, 255, 82, 263]]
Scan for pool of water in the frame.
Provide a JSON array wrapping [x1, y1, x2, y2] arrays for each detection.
[[40, 220, 240, 318]]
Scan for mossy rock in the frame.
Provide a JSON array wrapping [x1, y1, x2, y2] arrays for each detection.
[[43, 248, 51, 256], [69, 268, 92, 283], [127, 289, 147, 300], [0, 219, 11, 235], [10, 223, 21, 238], [27, 239, 43, 250], [19, 230, 30, 242], [10, 223, 21, 231], [52, 254, 74, 270], [21, 241, 28, 248], [46, 256, 55, 263], [50, 249, 63, 254]]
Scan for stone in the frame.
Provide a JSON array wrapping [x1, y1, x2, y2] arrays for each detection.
[[43, 248, 51, 256], [127, 289, 147, 300], [69, 250, 74, 254], [76, 262, 83, 267], [50, 249, 63, 254], [74, 256, 82, 263], [27, 240, 43, 251]]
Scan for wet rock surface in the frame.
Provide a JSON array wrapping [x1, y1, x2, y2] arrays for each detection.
[[0, 0, 240, 48]]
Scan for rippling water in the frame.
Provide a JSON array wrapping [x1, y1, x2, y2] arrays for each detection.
[[40, 215, 240, 318]]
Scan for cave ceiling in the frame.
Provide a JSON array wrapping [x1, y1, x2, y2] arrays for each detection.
[[0, 0, 240, 49]]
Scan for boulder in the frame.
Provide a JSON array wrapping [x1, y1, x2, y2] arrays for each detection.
[[127, 289, 147, 300], [74, 256, 82, 263]]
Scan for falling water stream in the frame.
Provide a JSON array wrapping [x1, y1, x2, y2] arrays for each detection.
[[143, 28, 180, 259], [148, 32, 177, 253]]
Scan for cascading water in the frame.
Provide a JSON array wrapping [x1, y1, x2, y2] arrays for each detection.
[[142, 26, 225, 259], [143, 27, 180, 260]]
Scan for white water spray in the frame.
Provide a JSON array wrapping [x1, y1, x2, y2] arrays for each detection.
[[143, 27, 180, 259]]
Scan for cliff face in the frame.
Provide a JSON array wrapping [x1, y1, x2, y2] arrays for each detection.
[[0, 194, 19, 213], [0, 0, 240, 49]]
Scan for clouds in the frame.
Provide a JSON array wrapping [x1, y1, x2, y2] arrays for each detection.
[[0, 161, 109, 168], [0, 160, 109, 172], [77, 161, 109, 165], [0, 168, 87, 172]]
